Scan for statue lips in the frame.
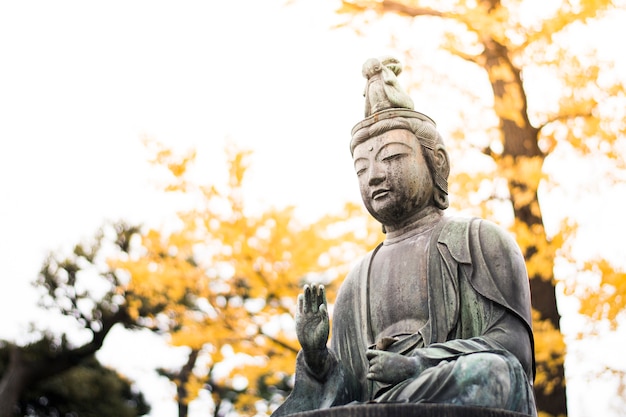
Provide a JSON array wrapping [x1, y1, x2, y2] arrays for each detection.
[[372, 189, 390, 200]]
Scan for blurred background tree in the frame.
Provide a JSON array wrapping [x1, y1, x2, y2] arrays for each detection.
[[334, 0, 626, 416], [0, 142, 379, 417], [11, 354, 149, 417], [0, 222, 148, 417], [111, 141, 381, 416], [2, 2, 624, 416]]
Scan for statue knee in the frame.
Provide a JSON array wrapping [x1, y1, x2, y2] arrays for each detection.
[[455, 353, 512, 408]]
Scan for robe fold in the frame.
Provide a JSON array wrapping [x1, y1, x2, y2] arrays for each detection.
[[273, 216, 537, 417]]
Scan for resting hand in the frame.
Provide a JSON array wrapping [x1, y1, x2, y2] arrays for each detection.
[[366, 349, 422, 384], [296, 284, 330, 375]]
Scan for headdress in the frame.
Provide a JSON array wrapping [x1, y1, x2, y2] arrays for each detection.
[[350, 56, 438, 154]]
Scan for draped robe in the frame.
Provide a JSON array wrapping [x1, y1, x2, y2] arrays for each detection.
[[272, 216, 537, 417]]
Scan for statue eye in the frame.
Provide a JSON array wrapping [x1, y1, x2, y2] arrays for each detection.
[[382, 153, 406, 162]]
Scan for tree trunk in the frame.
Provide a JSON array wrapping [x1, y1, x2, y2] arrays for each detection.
[[0, 346, 30, 417], [482, 38, 567, 416], [177, 348, 200, 417], [0, 310, 127, 416], [342, 0, 570, 414]]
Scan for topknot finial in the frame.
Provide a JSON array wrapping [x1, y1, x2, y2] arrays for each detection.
[[362, 56, 414, 117], [351, 56, 437, 154]]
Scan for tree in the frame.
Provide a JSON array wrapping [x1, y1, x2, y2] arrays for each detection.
[[1, 352, 150, 417], [113, 141, 381, 416], [334, 1, 626, 416], [0, 222, 149, 417], [0, 142, 376, 417]]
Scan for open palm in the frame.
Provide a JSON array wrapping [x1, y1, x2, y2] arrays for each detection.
[[296, 283, 329, 352]]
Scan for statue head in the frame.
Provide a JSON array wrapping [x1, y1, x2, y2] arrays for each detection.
[[351, 57, 450, 226]]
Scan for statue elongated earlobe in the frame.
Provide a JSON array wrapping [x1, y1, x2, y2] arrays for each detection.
[[433, 190, 449, 210], [435, 145, 450, 187], [432, 144, 450, 209]]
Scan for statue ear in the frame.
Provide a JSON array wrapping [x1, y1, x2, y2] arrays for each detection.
[[432, 144, 450, 210], [433, 190, 448, 209], [434, 145, 450, 179]]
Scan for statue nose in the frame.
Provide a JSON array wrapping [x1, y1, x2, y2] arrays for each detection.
[[368, 164, 386, 186]]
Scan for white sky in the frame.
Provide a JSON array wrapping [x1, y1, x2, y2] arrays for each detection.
[[0, 0, 369, 326], [1, 1, 625, 416]]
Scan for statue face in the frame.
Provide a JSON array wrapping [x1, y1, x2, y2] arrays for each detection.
[[353, 129, 434, 229]]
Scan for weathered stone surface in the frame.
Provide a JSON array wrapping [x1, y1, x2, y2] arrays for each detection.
[[271, 56, 537, 417], [289, 403, 531, 417]]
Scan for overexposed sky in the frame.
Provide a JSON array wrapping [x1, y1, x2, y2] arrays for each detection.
[[1, 1, 625, 416], [0, 1, 385, 414], [0, 0, 369, 325]]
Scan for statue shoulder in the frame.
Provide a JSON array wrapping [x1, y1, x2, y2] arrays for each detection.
[[436, 216, 473, 264], [442, 217, 532, 328], [472, 218, 526, 266], [437, 217, 523, 265]]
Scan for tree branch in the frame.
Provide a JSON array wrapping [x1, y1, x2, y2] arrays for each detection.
[[177, 348, 200, 417], [537, 111, 594, 132], [380, 0, 443, 18], [258, 329, 299, 354], [32, 307, 130, 381]]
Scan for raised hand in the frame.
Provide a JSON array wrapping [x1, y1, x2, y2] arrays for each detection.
[[296, 284, 330, 376]]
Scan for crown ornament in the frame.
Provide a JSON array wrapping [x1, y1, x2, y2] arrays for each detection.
[[362, 56, 414, 116], [351, 56, 437, 152]]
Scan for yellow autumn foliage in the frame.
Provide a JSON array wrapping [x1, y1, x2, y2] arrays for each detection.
[[336, 1, 625, 416], [112, 140, 378, 415], [568, 259, 626, 329], [183, 376, 205, 406]]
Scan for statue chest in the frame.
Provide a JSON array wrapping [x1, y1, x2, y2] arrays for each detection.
[[368, 233, 430, 340]]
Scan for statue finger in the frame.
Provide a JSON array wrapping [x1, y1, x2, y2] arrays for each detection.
[[366, 365, 382, 380], [310, 284, 319, 313], [319, 302, 328, 319], [318, 284, 327, 307], [297, 293, 304, 315], [303, 285, 311, 313], [366, 349, 380, 360], [367, 355, 382, 369]]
